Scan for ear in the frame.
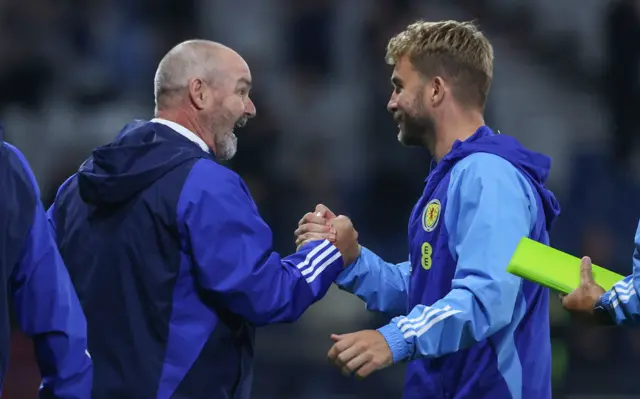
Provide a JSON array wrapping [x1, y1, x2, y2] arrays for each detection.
[[429, 76, 446, 107], [188, 78, 208, 111]]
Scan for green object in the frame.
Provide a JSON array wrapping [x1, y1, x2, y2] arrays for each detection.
[[507, 237, 624, 294]]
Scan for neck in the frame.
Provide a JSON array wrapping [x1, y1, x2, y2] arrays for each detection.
[[155, 108, 216, 152], [430, 109, 485, 162]]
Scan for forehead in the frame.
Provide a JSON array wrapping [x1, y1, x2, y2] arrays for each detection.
[[226, 52, 252, 82], [391, 55, 419, 82]]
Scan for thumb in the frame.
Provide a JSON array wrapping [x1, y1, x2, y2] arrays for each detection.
[[315, 204, 337, 220], [579, 256, 595, 285], [330, 334, 343, 342]]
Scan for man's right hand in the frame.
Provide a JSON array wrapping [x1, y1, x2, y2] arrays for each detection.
[[295, 204, 361, 266]]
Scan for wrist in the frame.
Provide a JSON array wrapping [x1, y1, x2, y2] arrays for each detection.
[[593, 293, 616, 326], [343, 244, 362, 267], [377, 323, 410, 363]]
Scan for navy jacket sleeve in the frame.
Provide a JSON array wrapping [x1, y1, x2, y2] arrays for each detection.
[[176, 159, 345, 326], [378, 153, 534, 362], [6, 144, 92, 398]]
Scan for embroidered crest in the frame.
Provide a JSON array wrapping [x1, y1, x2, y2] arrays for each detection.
[[422, 199, 441, 232]]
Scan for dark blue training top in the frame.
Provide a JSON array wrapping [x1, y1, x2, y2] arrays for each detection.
[[48, 120, 345, 399], [0, 125, 91, 398]]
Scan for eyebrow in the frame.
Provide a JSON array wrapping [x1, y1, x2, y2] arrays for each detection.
[[237, 77, 252, 89], [391, 76, 403, 86]]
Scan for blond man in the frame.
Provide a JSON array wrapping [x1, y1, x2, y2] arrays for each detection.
[[296, 20, 560, 398]]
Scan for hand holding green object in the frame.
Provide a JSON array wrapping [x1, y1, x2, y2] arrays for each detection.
[[506, 237, 624, 294]]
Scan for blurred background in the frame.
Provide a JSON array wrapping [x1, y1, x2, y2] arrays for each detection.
[[1, 0, 640, 397]]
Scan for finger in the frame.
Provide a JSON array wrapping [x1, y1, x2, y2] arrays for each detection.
[[330, 334, 343, 342], [336, 343, 361, 368], [298, 212, 313, 226], [294, 223, 331, 237], [342, 352, 370, 376], [579, 256, 594, 284], [327, 335, 354, 360], [355, 360, 378, 379], [331, 215, 352, 230], [327, 343, 341, 361], [298, 212, 329, 227], [315, 204, 337, 220], [296, 233, 335, 247]]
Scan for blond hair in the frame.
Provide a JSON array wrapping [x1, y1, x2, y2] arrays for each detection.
[[386, 20, 494, 109]]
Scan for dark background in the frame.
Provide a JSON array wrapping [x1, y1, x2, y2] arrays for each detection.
[[2, 0, 640, 397]]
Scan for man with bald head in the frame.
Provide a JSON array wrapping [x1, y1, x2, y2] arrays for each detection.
[[47, 40, 359, 399]]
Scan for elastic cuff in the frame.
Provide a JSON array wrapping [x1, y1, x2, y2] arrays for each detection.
[[377, 323, 410, 363], [594, 292, 616, 326]]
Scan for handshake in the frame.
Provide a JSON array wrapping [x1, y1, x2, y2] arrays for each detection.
[[294, 204, 362, 266]]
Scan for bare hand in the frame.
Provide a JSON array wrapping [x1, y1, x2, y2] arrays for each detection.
[[327, 330, 393, 379], [295, 204, 360, 266], [561, 256, 606, 322], [294, 204, 337, 248], [330, 215, 361, 266]]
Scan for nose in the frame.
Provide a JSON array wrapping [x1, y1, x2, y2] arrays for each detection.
[[245, 98, 256, 119], [387, 92, 398, 114]]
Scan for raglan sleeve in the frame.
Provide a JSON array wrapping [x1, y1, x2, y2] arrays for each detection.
[[376, 153, 534, 362], [177, 160, 345, 326], [336, 247, 411, 316]]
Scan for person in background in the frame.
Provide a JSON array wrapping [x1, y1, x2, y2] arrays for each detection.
[[562, 219, 640, 325], [0, 124, 92, 398]]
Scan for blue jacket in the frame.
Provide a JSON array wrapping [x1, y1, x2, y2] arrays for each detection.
[[597, 219, 640, 325], [48, 120, 344, 399], [337, 126, 561, 399], [0, 126, 91, 398]]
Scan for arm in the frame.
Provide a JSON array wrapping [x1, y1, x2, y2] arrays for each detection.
[[177, 160, 345, 326], [8, 148, 91, 398], [45, 175, 75, 241], [597, 221, 640, 325], [378, 153, 535, 362], [336, 247, 411, 316]]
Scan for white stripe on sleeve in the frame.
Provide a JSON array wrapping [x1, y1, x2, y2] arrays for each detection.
[[296, 240, 341, 284]]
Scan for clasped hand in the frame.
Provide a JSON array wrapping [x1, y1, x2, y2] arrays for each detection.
[[294, 204, 361, 266]]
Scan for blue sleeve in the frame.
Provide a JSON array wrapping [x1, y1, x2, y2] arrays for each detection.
[[7, 147, 92, 398], [177, 160, 344, 326], [46, 175, 75, 240], [378, 153, 534, 362], [598, 220, 640, 325], [335, 247, 410, 316]]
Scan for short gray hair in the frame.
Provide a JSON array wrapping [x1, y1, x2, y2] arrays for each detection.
[[153, 40, 223, 111]]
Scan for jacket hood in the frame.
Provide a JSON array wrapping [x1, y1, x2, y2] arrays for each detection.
[[78, 120, 211, 206], [445, 126, 561, 228]]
